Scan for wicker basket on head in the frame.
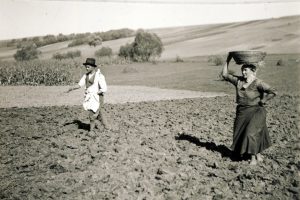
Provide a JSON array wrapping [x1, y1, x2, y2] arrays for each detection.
[[229, 51, 266, 65]]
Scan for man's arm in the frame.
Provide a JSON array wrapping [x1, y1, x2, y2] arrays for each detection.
[[66, 75, 85, 93], [66, 84, 81, 93]]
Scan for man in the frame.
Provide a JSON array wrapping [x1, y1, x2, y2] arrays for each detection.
[[67, 58, 109, 133]]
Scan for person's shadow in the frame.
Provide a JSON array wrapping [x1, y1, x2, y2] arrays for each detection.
[[175, 133, 244, 161], [63, 120, 90, 131]]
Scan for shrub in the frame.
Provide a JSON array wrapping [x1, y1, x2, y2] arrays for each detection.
[[276, 59, 285, 66], [131, 30, 163, 62], [52, 50, 81, 60], [100, 28, 135, 41], [208, 55, 225, 66], [57, 33, 68, 42], [14, 43, 40, 61], [52, 53, 64, 60], [66, 50, 81, 59], [119, 30, 164, 62], [68, 38, 88, 47], [42, 35, 57, 45], [175, 55, 184, 62], [88, 35, 102, 47], [119, 43, 133, 59], [95, 47, 113, 57]]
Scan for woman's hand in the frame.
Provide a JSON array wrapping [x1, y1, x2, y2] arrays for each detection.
[[259, 92, 276, 106]]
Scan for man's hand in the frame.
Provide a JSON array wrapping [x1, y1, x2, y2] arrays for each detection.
[[65, 87, 73, 93], [65, 85, 80, 93]]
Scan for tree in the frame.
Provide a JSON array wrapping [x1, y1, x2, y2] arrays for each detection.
[[118, 30, 163, 62], [66, 50, 81, 59], [132, 30, 163, 62], [14, 43, 40, 61], [57, 33, 68, 42], [88, 35, 102, 47], [68, 38, 87, 47], [52, 52, 64, 60], [95, 47, 113, 57], [43, 35, 57, 45], [119, 43, 133, 59]]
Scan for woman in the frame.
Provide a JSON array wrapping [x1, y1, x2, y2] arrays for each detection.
[[222, 53, 277, 165]]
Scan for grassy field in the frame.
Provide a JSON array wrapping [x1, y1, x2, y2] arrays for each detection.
[[101, 54, 300, 95], [0, 53, 299, 96]]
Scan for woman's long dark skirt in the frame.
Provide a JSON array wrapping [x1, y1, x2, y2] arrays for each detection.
[[231, 105, 271, 155]]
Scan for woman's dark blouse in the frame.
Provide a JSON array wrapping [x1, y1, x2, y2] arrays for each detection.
[[223, 74, 277, 106]]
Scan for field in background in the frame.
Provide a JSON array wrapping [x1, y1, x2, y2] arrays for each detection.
[[0, 54, 299, 96], [154, 15, 300, 59], [104, 54, 300, 95], [0, 53, 299, 96], [0, 15, 299, 61], [0, 15, 299, 93], [0, 16, 299, 200], [0, 15, 299, 96]]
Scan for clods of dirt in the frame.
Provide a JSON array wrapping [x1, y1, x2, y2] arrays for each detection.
[[0, 95, 299, 199]]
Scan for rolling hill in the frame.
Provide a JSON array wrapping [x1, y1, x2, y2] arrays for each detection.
[[0, 15, 299, 61], [152, 15, 300, 59]]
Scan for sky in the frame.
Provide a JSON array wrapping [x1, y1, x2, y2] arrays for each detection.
[[0, 0, 300, 40]]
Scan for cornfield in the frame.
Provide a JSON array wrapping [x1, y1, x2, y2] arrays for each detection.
[[0, 59, 83, 86], [0, 56, 131, 86]]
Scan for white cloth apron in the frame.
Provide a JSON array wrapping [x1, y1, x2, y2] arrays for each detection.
[[83, 91, 99, 113], [81, 70, 101, 113]]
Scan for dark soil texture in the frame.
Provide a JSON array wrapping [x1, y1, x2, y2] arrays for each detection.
[[0, 95, 299, 200]]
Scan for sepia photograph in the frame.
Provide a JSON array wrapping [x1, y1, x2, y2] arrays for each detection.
[[0, 0, 299, 199]]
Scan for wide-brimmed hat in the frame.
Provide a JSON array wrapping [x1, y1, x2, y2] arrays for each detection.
[[83, 58, 97, 67]]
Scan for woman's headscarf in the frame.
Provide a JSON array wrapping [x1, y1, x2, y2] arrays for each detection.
[[241, 64, 257, 72]]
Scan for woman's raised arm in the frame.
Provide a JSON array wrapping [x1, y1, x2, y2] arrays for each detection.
[[222, 53, 232, 78]]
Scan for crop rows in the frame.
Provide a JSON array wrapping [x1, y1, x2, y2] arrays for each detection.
[[0, 56, 132, 86], [0, 59, 81, 85]]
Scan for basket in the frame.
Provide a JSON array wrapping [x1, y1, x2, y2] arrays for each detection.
[[229, 51, 266, 65]]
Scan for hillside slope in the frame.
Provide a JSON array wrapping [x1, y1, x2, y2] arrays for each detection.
[[0, 15, 299, 61], [150, 15, 300, 59]]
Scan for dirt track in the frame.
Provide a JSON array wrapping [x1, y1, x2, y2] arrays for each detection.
[[0, 93, 299, 199], [0, 86, 226, 108]]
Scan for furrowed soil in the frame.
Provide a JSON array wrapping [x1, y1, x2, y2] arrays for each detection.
[[0, 94, 299, 200]]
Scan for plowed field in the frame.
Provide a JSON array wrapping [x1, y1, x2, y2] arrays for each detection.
[[0, 94, 299, 199]]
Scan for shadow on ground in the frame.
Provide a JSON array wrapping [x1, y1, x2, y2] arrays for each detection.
[[64, 120, 90, 131], [175, 133, 250, 161]]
